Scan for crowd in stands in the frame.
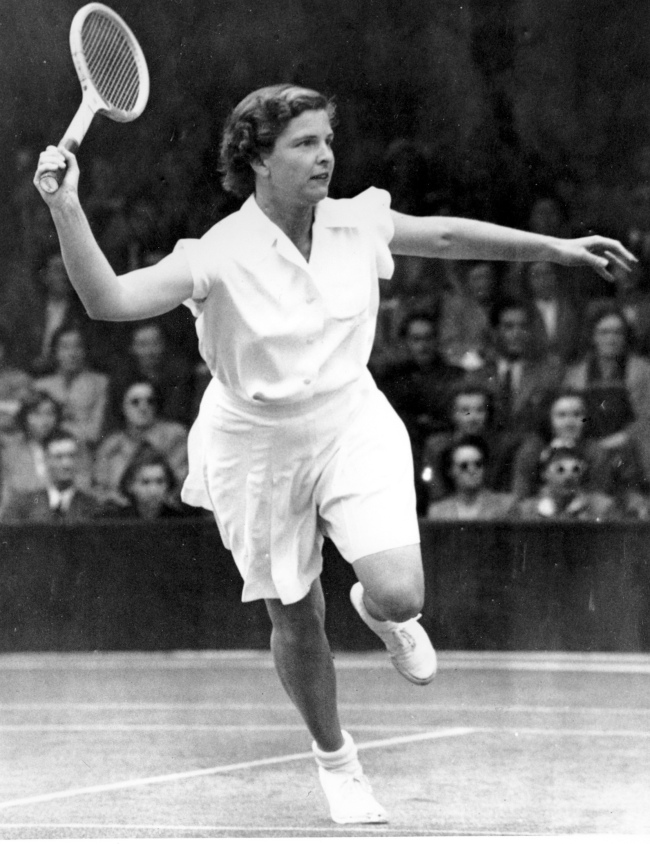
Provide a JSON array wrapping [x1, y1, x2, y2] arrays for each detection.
[[1, 138, 650, 525]]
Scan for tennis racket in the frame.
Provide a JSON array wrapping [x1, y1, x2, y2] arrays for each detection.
[[39, 2, 149, 194]]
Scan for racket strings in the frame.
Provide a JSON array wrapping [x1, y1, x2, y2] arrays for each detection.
[[81, 12, 141, 112]]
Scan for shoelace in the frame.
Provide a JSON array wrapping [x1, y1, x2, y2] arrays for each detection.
[[386, 626, 416, 655], [337, 773, 372, 794]]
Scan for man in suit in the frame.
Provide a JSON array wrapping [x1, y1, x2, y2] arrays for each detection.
[[526, 261, 581, 363], [477, 297, 566, 489], [0, 430, 101, 523], [377, 308, 465, 513]]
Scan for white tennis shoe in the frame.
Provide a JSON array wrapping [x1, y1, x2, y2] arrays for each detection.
[[313, 734, 388, 825], [350, 581, 437, 685]]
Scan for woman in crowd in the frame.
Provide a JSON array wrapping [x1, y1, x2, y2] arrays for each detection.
[[0, 325, 32, 433], [0, 390, 92, 503], [112, 446, 189, 520], [511, 386, 649, 517], [422, 382, 504, 504], [93, 379, 187, 507], [513, 444, 619, 521], [563, 302, 650, 484], [426, 434, 514, 520], [34, 324, 109, 449]]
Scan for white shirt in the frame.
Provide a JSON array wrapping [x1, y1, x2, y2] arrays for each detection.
[[497, 358, 523, 394], [177, 187, 394, 405], [47, 485, 76, 514], [535, 298, 558, 340]]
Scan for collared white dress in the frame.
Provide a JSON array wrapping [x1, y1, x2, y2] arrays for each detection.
[[176, 188, 419, 603]]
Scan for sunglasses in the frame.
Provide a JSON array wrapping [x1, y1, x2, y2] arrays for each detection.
[[549, 461, 584, 476], [128, 396, 155, 406], [454, 458, 484, 471]]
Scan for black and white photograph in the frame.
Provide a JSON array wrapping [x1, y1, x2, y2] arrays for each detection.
[[0, 0, 649, 838]]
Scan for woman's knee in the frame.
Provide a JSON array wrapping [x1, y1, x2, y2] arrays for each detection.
[[265, 580, 326, 644], [352, 544, 425, 622], [373, 582, 424, 622]]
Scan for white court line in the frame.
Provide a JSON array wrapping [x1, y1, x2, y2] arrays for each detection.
[[0, 726, 475, 810], [1, 650, 650, 673], [485, 727, 650, 739], [2, 701, 649, 715], [0, 824, 435, 835], [0, 723, 428, 733]]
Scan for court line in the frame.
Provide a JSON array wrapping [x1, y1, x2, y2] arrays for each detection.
[[2, 723, 649, 738], [1, 650, 650, 673], [0, 824, 438, 835], [0, 723, 430, 732], [0, 726, 475, 810], [2, 701, 649, 715]]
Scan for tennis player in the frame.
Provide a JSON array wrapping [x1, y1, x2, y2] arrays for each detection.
[[34, 84, 636, 825]]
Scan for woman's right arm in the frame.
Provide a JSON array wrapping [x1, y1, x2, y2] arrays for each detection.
[[34, 146, 194, 322]]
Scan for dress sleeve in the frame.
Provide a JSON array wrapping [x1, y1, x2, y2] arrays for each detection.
[[351, 187, 395, 279], [173, 237, 219, 316]]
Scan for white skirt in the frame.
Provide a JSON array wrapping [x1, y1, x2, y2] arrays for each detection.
[[182, 372, 419, 604]]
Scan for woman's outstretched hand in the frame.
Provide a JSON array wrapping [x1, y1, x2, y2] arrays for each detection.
[[553, 235, 638, 281]]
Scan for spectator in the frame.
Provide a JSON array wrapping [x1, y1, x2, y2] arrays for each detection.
[[378, 308, 464, 513], [482, 297, 565, 429], [524, 261, 580, 363], [438, 261, 498, 370], [586, 260, 650, 357], [0, 430, 101, 523], [563, 303, 650, 480], [426, 434, 514, 521], [477, 297, 565, 478], [83, 157, 132, 274], [513, 445, 620, 521], [108, 321, 195, 428], [110, 446, 190, 520], [94, 379, 188, 506], [23, 252, 89, 376], [0, 326, 32, 433], [0, 391, 92, 504], [422, 383, 510, 502], [35, 325, 109, 449], [511, 387, 648, 518]]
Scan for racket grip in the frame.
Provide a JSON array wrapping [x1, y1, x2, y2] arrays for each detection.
[[39, 169, 65, 194], [39, 138, 79, 194]]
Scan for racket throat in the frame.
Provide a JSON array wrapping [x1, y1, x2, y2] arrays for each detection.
[[60, 100, 95, 152]]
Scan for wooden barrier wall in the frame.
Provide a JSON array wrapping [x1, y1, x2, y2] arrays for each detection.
[[1, 520, 648, 652]]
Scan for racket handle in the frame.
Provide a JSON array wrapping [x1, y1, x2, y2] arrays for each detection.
[[39, 138, 80, 194]]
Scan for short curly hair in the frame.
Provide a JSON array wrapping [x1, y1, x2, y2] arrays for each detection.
[[219, 84, 336, 199]]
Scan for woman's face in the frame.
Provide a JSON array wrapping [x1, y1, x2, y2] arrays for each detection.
[[550, 396, 585, 442], [256, 109, 334, 206], [128, 464, 169, 512], [55, 330, 86, 374], [26, 399, 58, 442], [123, 384, 157, 429], [593, 314, 627, 359], [450, 446, 485, 493], [467, 265, 495, 304], [453, 393, 488, 435], [543, 455, 585, 497]]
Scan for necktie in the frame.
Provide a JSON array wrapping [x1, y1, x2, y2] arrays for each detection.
[[502, 364, 513, 410]]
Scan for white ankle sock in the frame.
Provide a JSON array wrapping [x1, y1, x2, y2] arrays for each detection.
[[312, 730, 360, 773]]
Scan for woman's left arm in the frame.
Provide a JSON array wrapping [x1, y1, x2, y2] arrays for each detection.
[[390, 211, 637, 282]]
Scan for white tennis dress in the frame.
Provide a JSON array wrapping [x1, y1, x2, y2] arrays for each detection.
[[177, 187, 419, 604]]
